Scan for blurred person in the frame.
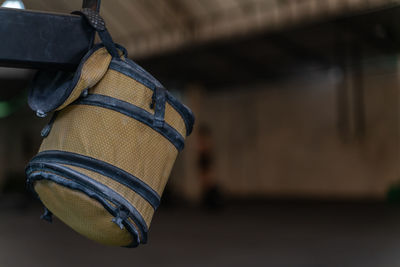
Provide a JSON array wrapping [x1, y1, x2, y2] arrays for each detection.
[[197, 124, 223, 210]]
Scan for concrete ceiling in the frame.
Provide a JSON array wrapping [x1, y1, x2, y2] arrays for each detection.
[[0, 0, 400, 98], [8, 0, 400, 59], [137, 5, 400, 89]]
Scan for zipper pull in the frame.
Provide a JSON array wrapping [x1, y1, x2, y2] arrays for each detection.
[[36, 110, 47, 118], [112, 207, 129, 230], [40, 207, 53, 223], [40, 112, 58, 138]]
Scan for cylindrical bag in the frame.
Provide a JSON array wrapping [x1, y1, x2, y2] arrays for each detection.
[[25, 9, 194, 247]]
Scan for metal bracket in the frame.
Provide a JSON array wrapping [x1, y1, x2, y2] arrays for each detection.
[[0, 0, 102, 70]]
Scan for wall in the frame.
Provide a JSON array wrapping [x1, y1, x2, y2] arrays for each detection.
[[175, 56, 400, 200], [0, 56, 398, 201]]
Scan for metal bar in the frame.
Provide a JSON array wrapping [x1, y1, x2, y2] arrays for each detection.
[[0, 7, 94, 70]]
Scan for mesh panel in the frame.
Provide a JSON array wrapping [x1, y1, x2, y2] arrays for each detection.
[[35, 179, 133, 247], [40, 105, 178, 195], [29, 47, 193, 247], [165, 103, 187, 137], [56, 48, 112, 110], [66, 165, 155, 227], [91, 70, 187, 137]]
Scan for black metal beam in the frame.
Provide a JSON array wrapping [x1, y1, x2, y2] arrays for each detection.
[[0, 7, 94, 70]]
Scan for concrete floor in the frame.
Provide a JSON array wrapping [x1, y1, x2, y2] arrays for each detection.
[[1, 199, 400, 267]]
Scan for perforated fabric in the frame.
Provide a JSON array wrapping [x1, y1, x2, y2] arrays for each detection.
[[90, 69, 187, 136], [35, 179, 133, 247], [56, 48, 112, 110], [66, 165, 155, 226], [26, 40, 194, 247], [39, 104, 178, 194]]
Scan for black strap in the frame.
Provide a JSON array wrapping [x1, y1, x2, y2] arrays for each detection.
[[152, 86, 166, 128], [72, 8, 119, 58]]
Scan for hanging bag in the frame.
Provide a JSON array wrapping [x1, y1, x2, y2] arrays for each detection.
[[25, 9, 194, 247]]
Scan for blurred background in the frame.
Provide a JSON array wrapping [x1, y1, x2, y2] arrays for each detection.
[[1, 0, 400, 266]]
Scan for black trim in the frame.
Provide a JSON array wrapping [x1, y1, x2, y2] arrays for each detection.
[[28, 44, 107, 114], [165, 92, 195, 136], [153, 87, 166, 128], [109, 59, 195, 136], [109, 60, 158, 91], [74, 94, 185, 151], [41, 112, 59, 138], [27, 171, 140, 248], [30, 150, 160, 209], [26, 162, 148, 244]]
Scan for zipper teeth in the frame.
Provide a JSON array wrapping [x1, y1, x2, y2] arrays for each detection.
[[74, 93, 185, 151], [104, 198, 143, 242], [27, 163, 148, 243], [30, 152, 160, 210], [26, 167, 142, 246]]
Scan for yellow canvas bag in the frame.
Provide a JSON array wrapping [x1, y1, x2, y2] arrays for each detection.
[[25, 9, 194, 247]]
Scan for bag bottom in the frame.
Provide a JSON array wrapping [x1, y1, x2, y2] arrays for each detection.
[[31, 175, 137, 247]]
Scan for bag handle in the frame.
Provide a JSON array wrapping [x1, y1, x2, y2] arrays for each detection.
[[72, 8, 119, 58]]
